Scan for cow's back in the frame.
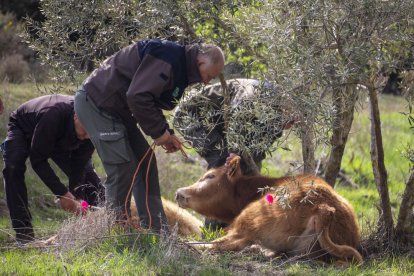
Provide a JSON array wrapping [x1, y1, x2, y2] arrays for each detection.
[[226, 175, 360, 253]]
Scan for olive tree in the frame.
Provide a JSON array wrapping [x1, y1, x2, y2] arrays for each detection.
[[28, 0, 414, 244], [222, 0, 414, 242]]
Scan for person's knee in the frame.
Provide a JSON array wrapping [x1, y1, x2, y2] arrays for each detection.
[[3, 161, 26, 180]]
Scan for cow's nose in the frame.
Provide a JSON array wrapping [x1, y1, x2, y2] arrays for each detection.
[[175, 191, 184, 201], [175, 189, 188, 205]]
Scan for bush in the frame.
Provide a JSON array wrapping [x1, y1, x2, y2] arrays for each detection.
[[0, 12, 48, 83], [0, 54, 30, 83], [0, 13, 27, 57]]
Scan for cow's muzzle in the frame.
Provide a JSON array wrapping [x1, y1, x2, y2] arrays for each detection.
[[175, 188, 189, 208]]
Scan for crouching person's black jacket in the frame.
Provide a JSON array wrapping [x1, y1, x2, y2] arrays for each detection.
[[6, 94, 95, 196]]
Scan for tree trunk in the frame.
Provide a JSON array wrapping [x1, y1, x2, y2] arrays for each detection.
[[395, 167, 414, 236], [324, 85, 358, 187], [368, 87, 394, 237], [300, 122, 316, 174]]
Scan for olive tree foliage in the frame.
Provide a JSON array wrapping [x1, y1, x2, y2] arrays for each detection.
[[219, 0, 414, 242], [25, 0, 200, 84], [25, 0, 259, 80]]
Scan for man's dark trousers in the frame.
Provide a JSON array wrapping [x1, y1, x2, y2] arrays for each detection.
[[74, 88, 168, 233]]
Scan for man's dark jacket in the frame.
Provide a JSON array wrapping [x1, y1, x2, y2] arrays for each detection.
[[7, 94, 95, 196], [83, 39, 202, 139]]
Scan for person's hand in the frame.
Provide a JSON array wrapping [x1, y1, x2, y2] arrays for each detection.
[[154, 130, 171, 146], [154, 130, 183, 153], [59, 191, 80, 214], [163, 134, 182, 153]]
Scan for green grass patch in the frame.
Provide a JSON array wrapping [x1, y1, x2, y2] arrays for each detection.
[[0, 232, 231, 275]]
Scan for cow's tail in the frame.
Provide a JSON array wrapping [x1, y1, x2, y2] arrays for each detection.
[[316, 204, 363, 265]]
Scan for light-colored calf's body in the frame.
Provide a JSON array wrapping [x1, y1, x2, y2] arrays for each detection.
[[131, 197, 202, 236]]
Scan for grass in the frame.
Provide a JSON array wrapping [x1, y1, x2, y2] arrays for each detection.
[[0, 83, 413, 274], [0, 234, 230, 275]]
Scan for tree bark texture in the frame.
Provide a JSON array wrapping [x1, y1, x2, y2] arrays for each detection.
[[368, 87, 394, 236], [300, 122, 316, 174], [395, 167, 414, 235], [324, 85, 358, 187]]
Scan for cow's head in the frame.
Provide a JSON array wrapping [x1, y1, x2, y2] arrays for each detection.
[[175, 154, 243, 223]]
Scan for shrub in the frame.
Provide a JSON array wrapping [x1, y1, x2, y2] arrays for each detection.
[[0, 12, 48, 83], [0, 54, 30, 83]]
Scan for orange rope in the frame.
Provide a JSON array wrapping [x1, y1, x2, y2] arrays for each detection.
[[178, 139, 193, 152], [124, 143, 155, 229], [144, 143, 156, 229], [123, 139, 189, 231], [162, 141, 190, 158]]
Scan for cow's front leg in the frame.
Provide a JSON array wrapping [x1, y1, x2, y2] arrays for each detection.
[[210, 233, 253, 252]]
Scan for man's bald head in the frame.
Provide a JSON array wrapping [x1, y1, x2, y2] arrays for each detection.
[[197, 44, 225, 84]]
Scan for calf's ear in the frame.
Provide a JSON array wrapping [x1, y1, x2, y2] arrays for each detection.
[[226, 156, 242, 178]]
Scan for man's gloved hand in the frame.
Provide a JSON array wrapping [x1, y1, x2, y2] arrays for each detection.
[[154, 129, 171, 145], [154, 130, 182, 153]]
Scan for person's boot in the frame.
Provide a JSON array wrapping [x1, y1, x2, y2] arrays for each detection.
[[15, 226, 35, 244], [137, 195, 170, 235]]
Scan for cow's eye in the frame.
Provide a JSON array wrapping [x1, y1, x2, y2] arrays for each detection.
[[204, 173, 215, 180]]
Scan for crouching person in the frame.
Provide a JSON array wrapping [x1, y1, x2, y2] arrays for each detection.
[[1, 95, 104, 243]]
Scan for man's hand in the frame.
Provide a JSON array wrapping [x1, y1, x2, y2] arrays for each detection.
[[163, 134, 182, 153], [59, 191, 80, 214], [154, 130, 183, 153], [154, 130, 171, 146]]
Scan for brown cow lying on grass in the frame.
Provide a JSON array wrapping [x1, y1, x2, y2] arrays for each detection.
[[175, 154, 363, 265]]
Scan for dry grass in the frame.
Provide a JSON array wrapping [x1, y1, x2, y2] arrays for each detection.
[[50, 208, 116, 249], [24, 207, 200, 262], [21, 208, 116, 251]]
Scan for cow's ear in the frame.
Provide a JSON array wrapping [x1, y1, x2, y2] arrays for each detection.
[[226, 156, 242, 178]]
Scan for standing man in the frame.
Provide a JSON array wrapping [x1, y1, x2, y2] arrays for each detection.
[[2, 95, 104, 243], [74, 39, 225, 233]]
